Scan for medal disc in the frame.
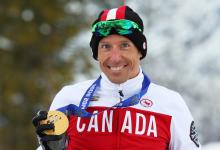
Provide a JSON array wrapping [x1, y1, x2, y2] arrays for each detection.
[[40, 110, 69, 135]]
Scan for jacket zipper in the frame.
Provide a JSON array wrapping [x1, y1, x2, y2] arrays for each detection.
[[116, 84, 124, 149], [118, 84, 124, 101]]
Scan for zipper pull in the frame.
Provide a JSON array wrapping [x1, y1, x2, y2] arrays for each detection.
[[118, 85, 124, 101], [119, 90, 124, 98]]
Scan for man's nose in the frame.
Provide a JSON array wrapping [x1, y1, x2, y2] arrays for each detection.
[[109, 47, 122, 61]]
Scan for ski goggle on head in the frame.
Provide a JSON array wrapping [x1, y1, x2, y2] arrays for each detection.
[[92, 19, 142, 37]]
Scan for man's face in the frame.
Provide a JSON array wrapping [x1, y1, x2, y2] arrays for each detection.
[[97, 34, 142, 84]]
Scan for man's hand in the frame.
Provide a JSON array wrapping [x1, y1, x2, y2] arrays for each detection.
[[32, 110, 64, 150]]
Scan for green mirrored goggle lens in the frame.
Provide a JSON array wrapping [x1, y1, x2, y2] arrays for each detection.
[[92, 20, 142, 36]]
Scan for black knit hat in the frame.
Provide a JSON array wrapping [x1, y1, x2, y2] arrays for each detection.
[[90, 5, 147, 60]]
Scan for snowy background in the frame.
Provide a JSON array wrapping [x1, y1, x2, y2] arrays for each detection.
[[62, 0, 220, 148]]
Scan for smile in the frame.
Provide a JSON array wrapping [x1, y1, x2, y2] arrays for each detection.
[[108, 65, 127, 71]]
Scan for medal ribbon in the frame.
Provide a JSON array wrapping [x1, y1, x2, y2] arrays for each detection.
[[58, 72, 150, 118]]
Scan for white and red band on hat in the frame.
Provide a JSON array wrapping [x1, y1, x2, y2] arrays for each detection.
[[100, 6, 126, 21]]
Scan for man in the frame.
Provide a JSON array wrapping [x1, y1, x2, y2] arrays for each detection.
[[32, 5, 201, 150]]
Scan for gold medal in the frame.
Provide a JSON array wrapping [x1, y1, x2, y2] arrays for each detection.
[[40, 110, 69, 135]]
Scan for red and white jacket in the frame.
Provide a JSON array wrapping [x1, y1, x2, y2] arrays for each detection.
[[41, 69, 201, 150]]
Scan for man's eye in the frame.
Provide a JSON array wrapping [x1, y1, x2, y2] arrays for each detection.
[[100, 44, 110, 49], [121, 42, 130, 48]]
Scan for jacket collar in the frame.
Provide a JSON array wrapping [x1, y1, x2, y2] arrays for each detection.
[[100, 67, 144, 99]]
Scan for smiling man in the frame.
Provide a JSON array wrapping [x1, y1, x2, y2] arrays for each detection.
[[32, 5, 201, 150], [97, 34, 141, 84]]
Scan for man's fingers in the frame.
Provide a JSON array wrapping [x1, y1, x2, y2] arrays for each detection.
[[32, 111, 48, 127], [36, 123, 54, 136]]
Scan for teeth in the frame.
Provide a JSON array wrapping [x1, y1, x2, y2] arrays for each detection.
[[110, 66, 123, 71]]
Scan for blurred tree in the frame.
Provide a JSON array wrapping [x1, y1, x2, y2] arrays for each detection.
[[0, 0, 89, 149]]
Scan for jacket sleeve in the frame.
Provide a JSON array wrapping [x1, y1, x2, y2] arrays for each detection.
[[169, 94, 201, 150]]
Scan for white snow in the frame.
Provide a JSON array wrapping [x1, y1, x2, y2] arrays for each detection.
[[203, 142, 220, 150]]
